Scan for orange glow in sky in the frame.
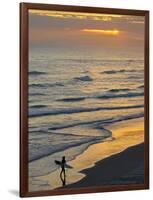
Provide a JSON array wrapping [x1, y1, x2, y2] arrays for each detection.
[[82, 29, 120, 35]]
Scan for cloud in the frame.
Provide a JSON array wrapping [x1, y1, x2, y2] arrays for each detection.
[[29, 9, 144, 24]]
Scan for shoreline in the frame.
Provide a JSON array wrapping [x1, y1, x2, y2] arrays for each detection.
[[29, 117, 144, 191], [65, 143, 144, 188]]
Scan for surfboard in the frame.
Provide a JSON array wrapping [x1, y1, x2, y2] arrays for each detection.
[[55, 160, 73, 169]]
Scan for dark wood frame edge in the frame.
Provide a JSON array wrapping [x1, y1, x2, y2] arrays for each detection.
[[20, 2, 29, 197], [20, 2, 149, 197], [144, 10, 149, 189]]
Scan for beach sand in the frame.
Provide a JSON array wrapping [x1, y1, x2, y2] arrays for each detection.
[[65, 143, 144, 188], [30, 117, 144, 191]]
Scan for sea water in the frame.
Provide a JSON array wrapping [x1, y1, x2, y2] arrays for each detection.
[[28, 47, 144, 178]]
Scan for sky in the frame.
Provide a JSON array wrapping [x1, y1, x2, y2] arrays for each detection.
[[29, 9, 144, 57]]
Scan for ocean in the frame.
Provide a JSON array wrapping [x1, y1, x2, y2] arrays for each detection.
[[28, 47, 144, 179]]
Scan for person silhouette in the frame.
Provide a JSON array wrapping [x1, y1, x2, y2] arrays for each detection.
[[60, 156, 66, 186], [55, 156, 71, 186]]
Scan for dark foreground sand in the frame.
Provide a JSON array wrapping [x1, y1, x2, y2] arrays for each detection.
[[65, 143, 144, 188]]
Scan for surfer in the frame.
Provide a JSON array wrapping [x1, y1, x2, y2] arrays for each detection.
[[55, 156, 66, 186], [55, 156, 73, 186], [60, 156, 66, 179]]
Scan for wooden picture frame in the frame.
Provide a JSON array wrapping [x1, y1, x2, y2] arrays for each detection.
[[20, 2, 149, 197]]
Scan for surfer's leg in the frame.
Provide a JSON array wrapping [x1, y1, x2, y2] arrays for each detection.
[[60, 168, 64, 178], [60, 169, 63, 179], [63, 168, 66, 177], [63, 169, 66, 186], [60, 169, 66, 186]]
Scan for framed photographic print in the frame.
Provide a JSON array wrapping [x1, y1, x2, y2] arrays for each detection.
[[20, 3, 149, 197]]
